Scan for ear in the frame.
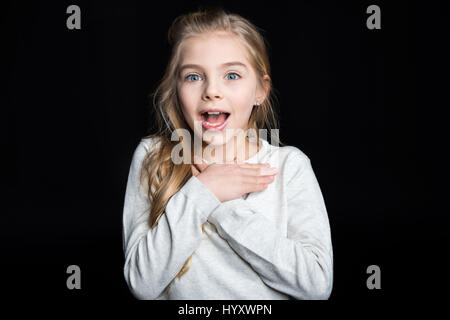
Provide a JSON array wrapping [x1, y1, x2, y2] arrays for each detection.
[[255, 74, 271, 105]]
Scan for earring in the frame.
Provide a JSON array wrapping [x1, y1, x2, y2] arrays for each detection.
[[255, 101, 261, 106]]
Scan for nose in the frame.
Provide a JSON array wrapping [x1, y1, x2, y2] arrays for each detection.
[[202, 79, 222, 101]]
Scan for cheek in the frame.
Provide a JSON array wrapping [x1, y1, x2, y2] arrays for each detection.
[[229, 78, 255, 100], [178, 85, 198, 116], [178, 86, 193, 106], [228, 84, 255, 113]]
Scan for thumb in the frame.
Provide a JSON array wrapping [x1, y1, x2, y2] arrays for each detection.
[[193, 155, 208, 172], [191, 165, 200, 177]]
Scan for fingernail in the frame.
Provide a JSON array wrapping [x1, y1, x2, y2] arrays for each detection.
[[262, 168, 277, 175]]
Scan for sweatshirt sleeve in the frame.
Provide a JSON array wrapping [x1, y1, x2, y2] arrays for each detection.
[[207, 151, 333, 300], [122, 139, 221, 299]]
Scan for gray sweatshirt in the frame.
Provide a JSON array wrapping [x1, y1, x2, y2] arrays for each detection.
[[122, 137, 333, 300]]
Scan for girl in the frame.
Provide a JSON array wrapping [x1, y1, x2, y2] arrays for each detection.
[[122, 8, 333, 300]]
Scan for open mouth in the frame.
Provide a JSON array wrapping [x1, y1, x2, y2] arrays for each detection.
[[199, 111, 231, 131]]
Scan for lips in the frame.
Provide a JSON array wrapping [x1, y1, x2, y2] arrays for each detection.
[[198, 108, 231, 131]]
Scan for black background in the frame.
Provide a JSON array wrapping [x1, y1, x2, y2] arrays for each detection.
[[1, 0, 448, 308]]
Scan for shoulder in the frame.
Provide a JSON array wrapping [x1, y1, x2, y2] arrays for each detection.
[[140, 135, 162, 153], [267, 142, 311, 167], [266, 142, 313, 183], [129, 135, 162, 168], [280, 145, 309, 161]]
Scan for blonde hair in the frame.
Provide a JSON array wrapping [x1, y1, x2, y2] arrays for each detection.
[[140, 7, 282, 279]]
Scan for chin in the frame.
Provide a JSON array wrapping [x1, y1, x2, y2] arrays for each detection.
[[202, 128, 240, 147], [202, 133, 228, 147]]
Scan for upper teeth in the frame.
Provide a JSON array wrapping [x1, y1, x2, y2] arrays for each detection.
[[207, 111, 221, 114]]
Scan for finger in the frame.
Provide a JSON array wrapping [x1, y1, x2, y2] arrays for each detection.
[[238, 163, 270, 168], [243, 181, 270, 193], [253, 183, 269, 192], [240, 166, 278, 176], [242, 175, 275, 188]]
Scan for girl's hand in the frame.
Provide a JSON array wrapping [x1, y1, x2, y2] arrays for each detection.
[[191, 156, 278, 202]]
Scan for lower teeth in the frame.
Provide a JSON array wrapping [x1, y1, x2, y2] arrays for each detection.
[[201, 113, 229, 127], [204, 121, 223, 126]]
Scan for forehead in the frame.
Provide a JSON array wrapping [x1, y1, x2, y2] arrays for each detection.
[[179, 31, 251, 66]]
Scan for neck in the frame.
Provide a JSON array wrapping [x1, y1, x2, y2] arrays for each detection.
[[201, 133, 259, 163]]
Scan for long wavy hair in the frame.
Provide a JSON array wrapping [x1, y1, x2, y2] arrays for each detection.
[[140, 7, 282, 279]]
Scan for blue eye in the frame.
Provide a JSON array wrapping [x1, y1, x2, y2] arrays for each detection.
[[186, 74, 201, 82], [185, 73, 240, 82], [226, 72, 240, 80]]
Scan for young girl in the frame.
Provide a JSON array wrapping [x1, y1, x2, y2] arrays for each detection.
[[122, 8, 333, 300]]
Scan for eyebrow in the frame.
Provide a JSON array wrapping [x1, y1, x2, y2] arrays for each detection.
[[179, 61, 248, 73]]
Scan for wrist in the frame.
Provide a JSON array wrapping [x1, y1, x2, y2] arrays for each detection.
[[196, 174, 221, 202]]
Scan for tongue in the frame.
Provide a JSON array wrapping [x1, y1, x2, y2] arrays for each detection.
[[205, 113, 228, 124]]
